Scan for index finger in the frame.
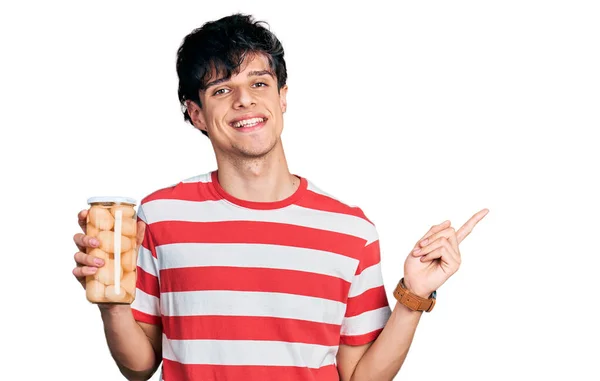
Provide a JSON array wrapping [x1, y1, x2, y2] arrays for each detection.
[[456, 208, 489, 243], [73, 232, 99, 253], [417, 220, 451, 244], [78, 209, 88, 233]]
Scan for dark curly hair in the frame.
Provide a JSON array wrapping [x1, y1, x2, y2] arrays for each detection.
[[176, 13, 288, 137]]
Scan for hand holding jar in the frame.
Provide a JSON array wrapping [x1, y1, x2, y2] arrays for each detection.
[[72, 197, 139, 304]]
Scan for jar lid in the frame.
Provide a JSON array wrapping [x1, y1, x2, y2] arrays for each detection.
[[87, 196, 137, 205]]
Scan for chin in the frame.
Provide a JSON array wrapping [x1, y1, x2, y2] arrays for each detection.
[[234, 138, 279, 158]]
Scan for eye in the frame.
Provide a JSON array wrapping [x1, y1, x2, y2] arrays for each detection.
[[213, 88, 229, 96], [253, 82, 268, 88]]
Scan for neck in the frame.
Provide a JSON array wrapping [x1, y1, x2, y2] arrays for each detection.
[[214, 139, 300, 203]]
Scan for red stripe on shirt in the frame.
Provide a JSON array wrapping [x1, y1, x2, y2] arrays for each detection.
[[356, 240, 382, 274], [162, 359, 340, 381], [159, 266, 351, 302], [339, 328, 383, 346], [344, 285, 389, 317], [132, 308, 161, 326], [150, 220, 365, 259], [162, 315, 341, 346], [137, 267, 160, 297]]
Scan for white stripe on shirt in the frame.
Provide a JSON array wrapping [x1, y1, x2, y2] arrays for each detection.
[[162, 334, 338, 367], [157, 243, 359, 282]]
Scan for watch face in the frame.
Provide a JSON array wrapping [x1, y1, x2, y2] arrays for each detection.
[[431, 290, 437, 299]]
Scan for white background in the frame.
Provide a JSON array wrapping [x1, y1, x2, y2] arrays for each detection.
[[1, 0, 598, 380]]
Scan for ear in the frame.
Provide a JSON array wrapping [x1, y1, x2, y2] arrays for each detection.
[[186, 100, 208, 133], [279, 84, 288, 113]]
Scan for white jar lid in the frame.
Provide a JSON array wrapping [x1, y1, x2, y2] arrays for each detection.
[[87, 196, 137, 205]]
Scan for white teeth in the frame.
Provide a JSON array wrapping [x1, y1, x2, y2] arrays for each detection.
[[233, 117, 265, 128]]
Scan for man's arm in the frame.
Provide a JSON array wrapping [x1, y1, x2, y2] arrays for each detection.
[[100, 305, 163, 381], [338, 210, 489, 381], [337, 301, 422, 381]]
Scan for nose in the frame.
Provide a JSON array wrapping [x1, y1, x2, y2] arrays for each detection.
[[233, 87, 256, 109]]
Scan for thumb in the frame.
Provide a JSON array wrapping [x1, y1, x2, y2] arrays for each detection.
[[78, 209, 89, 233], [136, 221, 146, 248]]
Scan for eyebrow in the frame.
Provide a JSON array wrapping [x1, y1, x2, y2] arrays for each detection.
[[204, 70, 274, 90]]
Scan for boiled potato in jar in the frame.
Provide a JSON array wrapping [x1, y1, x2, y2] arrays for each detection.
[[97, 231, 132, 253], [121, 249, 137, 272], [119, 217, 136, 237], [88, 248, 110, 262], [86, 223, 100, 238], [105, 285, 129, 303], [86, 279, 106, 302], [89, 206, 115, 231], [111, 204, 136, 219], [121, 271, 136, 296], [95, 258, 123, 285]]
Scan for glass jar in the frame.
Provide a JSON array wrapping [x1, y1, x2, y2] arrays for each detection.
[[85, 196, 138, 304]]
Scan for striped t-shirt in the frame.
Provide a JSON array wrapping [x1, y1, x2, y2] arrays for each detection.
[[131, 170, 392, 381]]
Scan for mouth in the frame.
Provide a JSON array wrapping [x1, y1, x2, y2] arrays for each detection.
[[229, 115, 268, 130]]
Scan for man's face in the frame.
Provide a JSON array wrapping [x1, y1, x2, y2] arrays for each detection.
[[189, 53, 288, 159]]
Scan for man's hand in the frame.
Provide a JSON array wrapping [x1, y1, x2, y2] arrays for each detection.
[[403, 209, 489, 297], [72, 209, 146, 292]]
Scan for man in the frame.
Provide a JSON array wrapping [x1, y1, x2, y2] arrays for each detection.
[[72, 13, 488, 381]]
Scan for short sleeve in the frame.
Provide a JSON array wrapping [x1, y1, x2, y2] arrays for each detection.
[[130, 203, 161, 325], [340, 235, 392, 346]]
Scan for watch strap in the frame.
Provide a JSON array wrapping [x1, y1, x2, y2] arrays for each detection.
[[393, 278, 436, 312]]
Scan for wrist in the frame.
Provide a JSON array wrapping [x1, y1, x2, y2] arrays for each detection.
[[402, 278, 432, 299], [393, 277, 437, 313], [98, 303, 131, 318]]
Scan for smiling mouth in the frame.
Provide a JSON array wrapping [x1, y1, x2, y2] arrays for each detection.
[[230, 117, 267, 128]]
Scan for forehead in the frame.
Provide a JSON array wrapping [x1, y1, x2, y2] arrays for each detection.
[[236, 53, 272, 74], [207, 53, 273, 83]]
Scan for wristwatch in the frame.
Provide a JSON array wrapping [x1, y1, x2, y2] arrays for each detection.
[[393, 278, 437, 312]]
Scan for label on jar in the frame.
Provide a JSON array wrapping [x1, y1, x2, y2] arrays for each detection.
[[113, 209, 122, 294]]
